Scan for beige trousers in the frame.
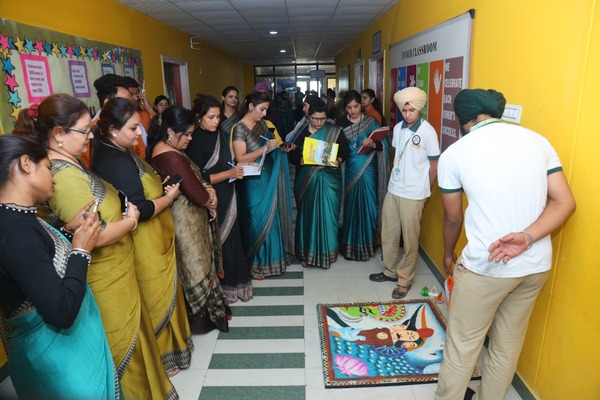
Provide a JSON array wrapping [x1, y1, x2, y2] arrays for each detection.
[[435, 266, 549, 400], [380, 192, 425, 287]]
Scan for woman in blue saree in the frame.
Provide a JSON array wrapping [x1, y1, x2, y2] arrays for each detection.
[[0, 135, 119, 400], [232, 91, 293, 279], [288, 100, 349, 268], [336, 90, 390, 261]]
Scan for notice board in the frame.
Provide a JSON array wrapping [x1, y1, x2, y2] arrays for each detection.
[[0, 19, 143, 134], [389, 11, 473, 151]]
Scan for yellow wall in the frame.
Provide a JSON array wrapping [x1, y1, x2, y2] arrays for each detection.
[[0, 0, 244, 104], [337, 1, 600, 398], [0, 0, 245, 368]]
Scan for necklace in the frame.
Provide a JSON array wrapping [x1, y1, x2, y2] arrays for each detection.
[[48, 147, 84, 168], [102, 138, 127, 152], [349, 115, 362, 148]]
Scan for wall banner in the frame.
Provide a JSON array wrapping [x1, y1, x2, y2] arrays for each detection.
[[0, 19, 143, 134], [389, 11, 473, 151]]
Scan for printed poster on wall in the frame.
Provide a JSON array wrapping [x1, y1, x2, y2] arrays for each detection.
[[0, 19, 144, 135], [389, 11, 473, 151]]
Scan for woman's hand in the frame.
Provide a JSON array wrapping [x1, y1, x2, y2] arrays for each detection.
[[229, 166, 244, 180], [206, 187, 218, 210], [123, 202, 140, 220], [164, 183, 180, 201], [71, 212, 101, 252], [280, 142, 296, 153], [65, 199, 97, 231], [362, 137, 375, 150], [266, 139, 279, 152]]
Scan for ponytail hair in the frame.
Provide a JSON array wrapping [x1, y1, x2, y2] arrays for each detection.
[[13, 94, 89, 148], [240, 91, 270, 115]]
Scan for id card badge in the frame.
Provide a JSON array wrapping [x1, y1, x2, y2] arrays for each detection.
[[392, 167, 401, 181]]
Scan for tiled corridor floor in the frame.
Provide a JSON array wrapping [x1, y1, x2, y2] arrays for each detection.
[[0, 249, 525, 400]]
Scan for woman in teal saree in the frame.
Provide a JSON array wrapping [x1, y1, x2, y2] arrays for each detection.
[[336, 90, 390, 261], [232, 91, 293, 279], [288, 100, 349, 268], [0, 135, 119, 400]]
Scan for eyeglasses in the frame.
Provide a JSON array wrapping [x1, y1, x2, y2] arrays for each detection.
[[65, 126, 93, 136], [310, 116, 327, 123]]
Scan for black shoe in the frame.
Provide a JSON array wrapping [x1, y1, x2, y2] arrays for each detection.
[[369, 272, 397, 283], [464, 387, 475, 400]]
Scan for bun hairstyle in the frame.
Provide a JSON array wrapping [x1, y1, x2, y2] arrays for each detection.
[[0, 135, 47, 189], [145, 105, 194, 162], [13, 94, 89, 147], [241, 91, 270, 115]]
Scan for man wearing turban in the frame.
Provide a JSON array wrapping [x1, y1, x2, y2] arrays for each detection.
[[435, 88, 575, 400], [369, 87, 440, 299]]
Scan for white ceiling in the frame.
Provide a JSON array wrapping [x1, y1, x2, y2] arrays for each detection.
[[116, 0, 399, 64]]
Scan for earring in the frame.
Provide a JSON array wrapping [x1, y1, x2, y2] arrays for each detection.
[[112, 134, 117, 138], [58, 140, 63, 148], [168, 135, 173, 141]]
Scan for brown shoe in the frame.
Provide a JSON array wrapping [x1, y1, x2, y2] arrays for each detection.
[[391, 284, 412, 299]]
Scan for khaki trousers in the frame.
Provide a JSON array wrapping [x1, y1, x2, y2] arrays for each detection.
[[381, 192, 425, 286], [435, 266, 549, 400]]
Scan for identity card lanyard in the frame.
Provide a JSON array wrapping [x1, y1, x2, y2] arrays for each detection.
[[469, 118, 502, 133], [393, 132, 416, 180]]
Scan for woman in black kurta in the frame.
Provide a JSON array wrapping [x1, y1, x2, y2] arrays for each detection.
[[186, 95, 253, 303]]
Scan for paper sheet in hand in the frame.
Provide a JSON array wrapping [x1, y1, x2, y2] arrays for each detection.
[[229, 145, 267, 182], [357, 126, 390, 154], [302, 137, 339, 166]]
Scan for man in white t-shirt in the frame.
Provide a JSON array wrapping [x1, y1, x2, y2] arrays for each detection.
[[369, 87, 440, 299], [435, 89, 575, 400]]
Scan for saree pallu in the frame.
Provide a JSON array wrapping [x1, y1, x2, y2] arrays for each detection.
[[7, 287, 118, 400], [294, 125, 343, 269], [340, 116, 390, 260], [203, 131, 253, 303], [233, 120, 293, 278], [48, 162, 176, 399], [219, 111, 242, 143], [161, 155, 231, 333], [131, 156, 193, 372]]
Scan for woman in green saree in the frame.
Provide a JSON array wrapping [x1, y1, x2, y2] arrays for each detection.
[[288, 100, 349, 268], [231, 91, 293, 279], [336, 90, 390, 261]]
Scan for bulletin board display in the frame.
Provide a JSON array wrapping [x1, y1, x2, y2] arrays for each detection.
[[0, 19, 143, 134], [389, 11, 473, 151]]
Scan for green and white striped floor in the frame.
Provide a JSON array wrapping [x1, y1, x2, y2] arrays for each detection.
[[0, 253, 526, 400]]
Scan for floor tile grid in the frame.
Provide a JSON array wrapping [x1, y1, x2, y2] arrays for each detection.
[[195, 265, 307, 400]]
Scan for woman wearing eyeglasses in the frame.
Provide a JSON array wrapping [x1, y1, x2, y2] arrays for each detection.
[[15, 94, 177, 399], [288, 99, 349, 269], [336, 90, 390, 261], [232, 91, 293, 279]]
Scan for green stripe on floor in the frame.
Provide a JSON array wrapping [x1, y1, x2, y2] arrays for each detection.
[[267, 271, 303, 280], [253, 286, 304, 296], [209, 353, 305, 369], [218, 326, 304, 340], [230, 305, 304, 317], [199, 386, 305, 400]]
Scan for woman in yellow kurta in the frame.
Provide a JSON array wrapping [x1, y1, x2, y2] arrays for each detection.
[[16, 94, 177, 399], [91, 97, 193, 377]]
